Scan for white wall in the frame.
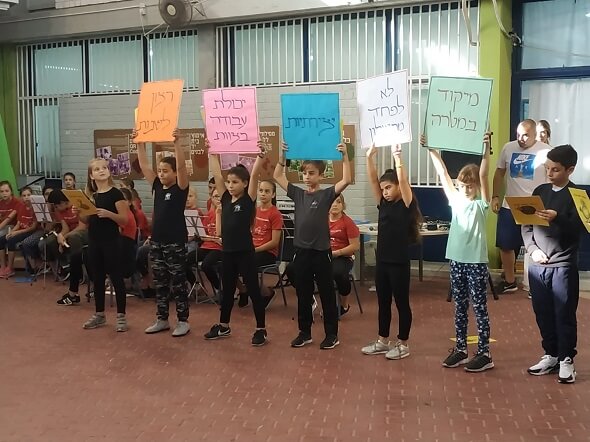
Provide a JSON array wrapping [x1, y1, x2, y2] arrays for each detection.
[[58, 84, 376, 222], [0, 0, 423, 43]]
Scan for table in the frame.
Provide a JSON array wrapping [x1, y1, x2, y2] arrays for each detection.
[[357, 223, 449, 284]]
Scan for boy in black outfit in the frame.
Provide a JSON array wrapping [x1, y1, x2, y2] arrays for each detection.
[[522, 144, 586, 384], [274, 142, 352, 350]]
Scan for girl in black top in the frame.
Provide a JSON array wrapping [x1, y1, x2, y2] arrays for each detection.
[[204, 141, 268, 346], [81, 158, 129, 332], [135, 128, 191, 338], [361, 144, 422, 360]]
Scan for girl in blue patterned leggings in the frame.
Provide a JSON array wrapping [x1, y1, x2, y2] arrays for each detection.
[[424, 133, 494, 373]]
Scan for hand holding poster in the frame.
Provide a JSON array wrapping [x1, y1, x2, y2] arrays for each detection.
[[281, 93, 341, 160], [134, 79, 184, 143], [424, 76, 493, 155], [203, 87, 259, 154], [63, 190, 98, 218], [357, 70, 411, 148], [505, 195, 548, 226]]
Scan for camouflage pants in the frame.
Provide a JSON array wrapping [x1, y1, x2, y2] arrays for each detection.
[[150, 241, 189, 321], [450, 261, 490, 355]]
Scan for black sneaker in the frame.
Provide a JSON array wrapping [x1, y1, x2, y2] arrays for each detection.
[[464, 353, 494, 372], [442, 348, 468, 368], [204, 324, 231, 340], [57, 293, 80, 306], [320, 335, 340, 350], [340, 305, 351, 316], [251, 329, 268, 346], [291, 332, 313, 348], [238, 293, 249, 308], [497, 280, 518, 294]]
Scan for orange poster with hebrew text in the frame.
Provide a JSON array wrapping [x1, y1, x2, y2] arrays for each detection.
[[134, 79, 184, 143]]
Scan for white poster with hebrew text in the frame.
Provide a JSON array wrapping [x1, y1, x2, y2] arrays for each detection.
[[357, 70, 411, 148]]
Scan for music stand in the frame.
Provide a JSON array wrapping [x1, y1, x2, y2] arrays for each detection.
[[184, 210, 217, 304], [30, 196, 56, 287]]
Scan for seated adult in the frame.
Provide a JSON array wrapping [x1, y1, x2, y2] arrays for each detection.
[[285, 193, 359, 315]]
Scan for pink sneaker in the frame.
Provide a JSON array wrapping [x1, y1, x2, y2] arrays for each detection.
[[4, 267, 14, 278]]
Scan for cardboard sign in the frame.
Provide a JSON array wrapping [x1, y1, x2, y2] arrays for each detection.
[[281, 93, 341, 160], [424, 76, 493, 154], [135, 79, 184, 143], [94, 130, 143, 180], [286, 124, 356, 184], [63, 190, 97, 218], [203, 87, 259, 154], [569, 187, 590, 233], [505, 195, 548, 226], [357, 70, 411, 148]]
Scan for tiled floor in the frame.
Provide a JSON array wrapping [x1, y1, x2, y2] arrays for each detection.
[[0, 271, 589, 442]]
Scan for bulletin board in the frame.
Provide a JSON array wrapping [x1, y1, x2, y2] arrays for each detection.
[[93, 130, 143, 180], [286, 124, 356, 184], [152, 128, 209, 182]]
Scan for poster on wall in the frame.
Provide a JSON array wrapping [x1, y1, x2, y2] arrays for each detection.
[[423, 76, 493, 155], [286, 124, 356, 185], [152, 128, 209, 182], [357, 70, 411, 148], [94, 130, 143, 180]]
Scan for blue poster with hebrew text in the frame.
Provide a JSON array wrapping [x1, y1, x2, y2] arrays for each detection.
[[281, 93, 341, 160]]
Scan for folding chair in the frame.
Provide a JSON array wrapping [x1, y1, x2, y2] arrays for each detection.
[[259, 225, 294, 307]]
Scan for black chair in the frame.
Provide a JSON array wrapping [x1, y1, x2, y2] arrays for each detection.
[[258, 225, 294, 307]]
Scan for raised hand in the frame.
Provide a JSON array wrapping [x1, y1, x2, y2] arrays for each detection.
[[419, 134, 427, 147], [366, 144, 377, 158], [392, 143, 402, 158], [337, 143, 348, 157]]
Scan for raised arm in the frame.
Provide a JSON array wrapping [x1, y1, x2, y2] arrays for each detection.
[[366, 145, 382, 204], [422, 134, 456, 200], [133, 130, 156, 186], [248, 140, 266, 201], [392, 144, 413, 208], [335, 143, 352, 195], [208, 148, 227, 198], [172, 129, 189, 190], [273, 142, 289, 192], [480, 133, 491, 203]]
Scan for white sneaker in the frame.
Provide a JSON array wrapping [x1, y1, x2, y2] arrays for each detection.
[[172, 321, 190, 337], [145, 319, 170, 334], [527, 354, 559, 376], [385, 341, 410, 360], [558, 357, 576, 384], [361, 340, 391, 355]]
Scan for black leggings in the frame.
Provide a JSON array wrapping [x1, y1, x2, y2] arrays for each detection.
[[375, 261, 411, 340], [66, 230, 88, 293], [88, 237, 126, 314], [220, 250, 265, 329]]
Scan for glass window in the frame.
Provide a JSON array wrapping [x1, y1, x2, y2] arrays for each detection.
[[522, 0, 590, 69], [149, 31, 199, 89], [34, 44, 84, 95], [309, 12, 387, 82], [88, 37, 143, 93]]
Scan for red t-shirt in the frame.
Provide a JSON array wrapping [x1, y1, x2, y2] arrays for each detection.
[[55, 206, 79, 231], [252, 206, 283, 257], [206, 198, 212, 211], [121, 209, 138, 240], [134, 207, 151, 239], [17, 204, 36, 229], [0, 197, 20, 227], [201, 208, 221, 251], [329, 214, 360, 253]]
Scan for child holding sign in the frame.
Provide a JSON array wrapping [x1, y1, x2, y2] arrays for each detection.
[[361, 144, 421, 360], [136, 129, 191, 338], [204, 143, 269, 346], [424, 133, 495, 372], [80, 158, 129, 332], [274, 142, 351, 350]]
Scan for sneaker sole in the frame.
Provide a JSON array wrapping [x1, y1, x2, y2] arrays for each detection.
[[465, 362, 495, 372], [501, 287, 518, 293], [252, 339, 268, 347], [291, 339, 313, 348], [320, 340, 340, 350], [385, 352, 410, 360], [172, 330, 191, 337], [83, 322, 106, 329], [145, 327, 171, 334], [527, 365, 559, 376], [116, 327, 129, 333], [362, 349, 389, 355], [557, 373, 576, 384], [204, 333, 231, 340]]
